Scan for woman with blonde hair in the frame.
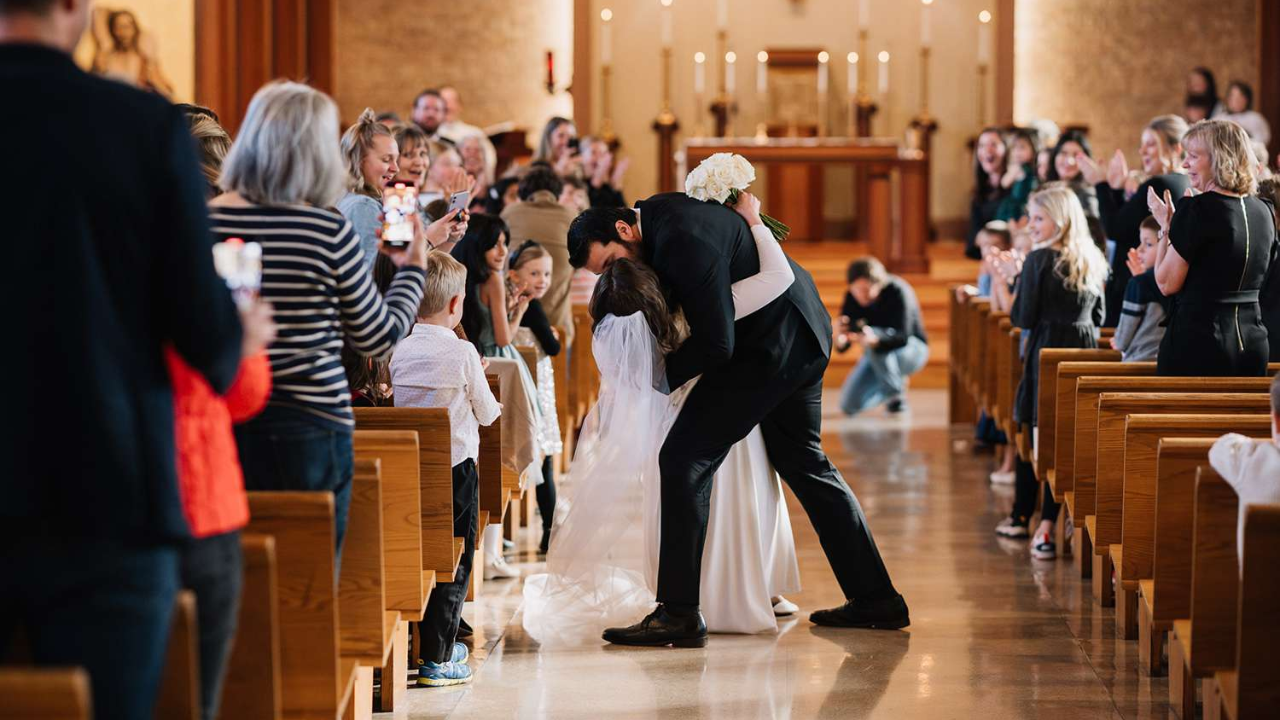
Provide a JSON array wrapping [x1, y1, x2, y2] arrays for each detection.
[[338, 108, 400, 269], [1147, 118, 1273, 376], [533, 116, 579, 177], [1080, 114, 1191, 325], [180, 108, 232, 199], [996, 186, 1107, 560]]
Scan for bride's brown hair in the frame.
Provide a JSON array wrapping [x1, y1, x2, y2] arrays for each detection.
[[589, 258, 682, 355]]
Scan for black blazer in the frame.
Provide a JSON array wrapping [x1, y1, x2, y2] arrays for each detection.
[[2, 44, 242, 541], [636, 193, 831, 390]]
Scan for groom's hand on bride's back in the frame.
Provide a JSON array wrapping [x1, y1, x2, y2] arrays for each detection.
[[732, 191, 763, 228]]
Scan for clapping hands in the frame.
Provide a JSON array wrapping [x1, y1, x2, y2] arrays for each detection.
[[1125, 247, 1147, 277], [1146, 186, 1175, 231]]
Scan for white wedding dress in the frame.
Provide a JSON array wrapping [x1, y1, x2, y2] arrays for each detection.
[[522, 222, 801, 638]]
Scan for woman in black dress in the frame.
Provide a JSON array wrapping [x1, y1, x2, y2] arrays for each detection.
[[1148, 119, 1273, 376], [967, 128, 1010, 259], [996, 186, 1108, 561], [1078, 115, 1190, 326]]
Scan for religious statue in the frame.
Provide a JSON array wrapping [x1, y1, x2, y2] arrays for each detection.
[[89, 7, 175, 99]]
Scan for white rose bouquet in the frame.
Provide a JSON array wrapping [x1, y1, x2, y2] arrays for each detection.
[[685, 153, 790, 241]]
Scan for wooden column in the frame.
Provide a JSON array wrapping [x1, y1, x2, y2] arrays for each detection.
[[994, 0, 1015, 126], [897, 160, 931, 273], [1261, 0, 1280, 162], [865, 164, 893, 262], [572, 0, 594, 132]]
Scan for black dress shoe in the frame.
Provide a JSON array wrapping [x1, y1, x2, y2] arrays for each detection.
[[602, 604, 708, 648], [810, 594, 910, 630]]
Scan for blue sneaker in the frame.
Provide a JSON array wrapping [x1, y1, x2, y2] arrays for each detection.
[[449, 642, 469, 664], [416, 660, 472, 687]]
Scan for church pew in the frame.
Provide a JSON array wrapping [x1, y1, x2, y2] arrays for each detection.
[[1211, 504, 1280, 720], [1087, 393, 1268, 606], [339, 459, 397, 670], [993, 318, 1015, 436], [222, 534, 283, 720], [552, 325, 571, 465], [1049, 362, 1155, 502], [353, 408, 462, 583], [947, 290, 977, 424], [967, 301, 991, 401], [351, 431, 429, 615], [982, 310, 1009, 415], [571, 305, 598, 428], [154, 590, 199, 720], [1169, 468, 1238, 719], [1115, 413, 1272, 641], [246, 492, 358, 720], [1034, 349, 1122, 479], [0, 668, 91, 720], [479, 374, 510, 523]]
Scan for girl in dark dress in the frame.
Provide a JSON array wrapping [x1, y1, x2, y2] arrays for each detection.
[[966, 128, 1010, 259], [996, 186, 1108, 561], [1079, 115, 1190, 326], [1148, 119, 1273, 376]]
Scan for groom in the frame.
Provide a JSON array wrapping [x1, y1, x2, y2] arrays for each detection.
[[568, 192, 909, 647]]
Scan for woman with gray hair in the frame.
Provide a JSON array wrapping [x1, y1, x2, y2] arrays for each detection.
[[209, 81, 436, 560]]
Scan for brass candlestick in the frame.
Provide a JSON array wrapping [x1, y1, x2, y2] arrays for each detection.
[[652, 46, 681, 192], [709, 29, 734, 137], [853, 29, 877, 137], [601, 64, 617, 145], [977, 62, 989, 126], [910, 47, 938, 150]]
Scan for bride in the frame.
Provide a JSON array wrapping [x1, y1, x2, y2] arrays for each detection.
[[523, 195, 800, 638]]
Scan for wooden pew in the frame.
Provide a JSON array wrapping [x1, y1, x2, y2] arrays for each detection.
[[1212, 504, 1280, 720], [155, 590, 199, 720], [1115, 412, 1272, 641], [1033, 349, 1122, 480], [967, 300, 991, 401], [479, 375, 510, 523], [1169, 468, 1238, 719], [1050, 362, 1155, 501], [0, 668, 91, 720], [982, 310, 1009, 415], [552, 325, 571, 462], [947, 289, 977, 424], [247, 492, 358, 720], [1087, 393, 1269, 606], [995, 321, 1020, 440], [222, 534, 283, 720]]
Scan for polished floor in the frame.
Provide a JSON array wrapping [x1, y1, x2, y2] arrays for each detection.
[[386, 390, 1174, 719]]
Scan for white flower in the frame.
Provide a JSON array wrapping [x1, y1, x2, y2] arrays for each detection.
[[686, 153, 756, 204]]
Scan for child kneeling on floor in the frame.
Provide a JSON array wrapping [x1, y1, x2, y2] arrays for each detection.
[[390, 251, 502, 687]]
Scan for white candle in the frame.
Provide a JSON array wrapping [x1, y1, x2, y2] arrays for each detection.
[[847, 52, 858, 95], [725, 51, 736, 95], [878, 50, 889, 95], [978, 11, 992, 65], [757, 50, 768, 96], [817, 51, 829, 96], [694, 51, 706, 94], [600, 8, 613, 65], [717, 0, 728, 30], [660, 0, 674, 48], [921, 0, 933, 48], [858, 0, 870, 30]]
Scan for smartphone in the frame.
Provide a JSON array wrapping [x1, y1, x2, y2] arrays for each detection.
[[447, 190, 470, 219], [212, 237, 262, 308], [382, 183, 418, 248]]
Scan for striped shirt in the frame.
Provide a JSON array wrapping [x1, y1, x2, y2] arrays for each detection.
[[209, 205, 425, 429]]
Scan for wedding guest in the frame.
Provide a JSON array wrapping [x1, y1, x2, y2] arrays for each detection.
[[502, 165, 577, 346], [422, 141, 464, 199], [1109, 216, 1167, 361], [3, 1, 243, 715], [508, 241, 563, 553], [211, 81, 435, 561], [1185, 66, 1222, 118], [967, 128, 1010, 259], [1208, 374, 1280, 570], [484, 176, 521, 216], [534, 116, 579, 178], [392, 123, 431, 190], [1258, 177, 1280, 359], [438, 85, 484, 141], [1253, 141, 1273, 181], [390, 251, 500, 687], [1220, 81, 1271, 145], [1185, 96, 1216, 124], [996, 128, 1040, 221], [339, 108, 399, 270], [833, 257, 929, 416], [375, 111, 401, 128], [1079, 114, 1190, 326], [560, 174, 591, 215], [412, 88, 450, 143], [581, 135, 629, 207], [459, 133, 496, 209], [1046, 130, 1104, 247], [998, 186, 1107, 562], [1147, 119, 1272, 376], [180, 106, 232, 199]]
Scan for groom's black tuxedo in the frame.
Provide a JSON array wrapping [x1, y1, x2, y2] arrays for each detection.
[[633, 192, 897, 608]]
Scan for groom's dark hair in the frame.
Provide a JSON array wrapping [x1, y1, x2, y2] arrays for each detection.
[[567, 207, 638, 268]]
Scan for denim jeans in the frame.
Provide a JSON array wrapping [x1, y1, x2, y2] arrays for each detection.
[[180, 530, 242, 720], [419, 459, 479, 664], [235, 406, 354, 568], [0, 537, 180, 720], [838, 336, 929, 416]]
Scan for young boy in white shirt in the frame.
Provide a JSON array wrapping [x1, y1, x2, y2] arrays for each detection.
[[390, 251, 501, 686], [1209, 373, 1280, 572]]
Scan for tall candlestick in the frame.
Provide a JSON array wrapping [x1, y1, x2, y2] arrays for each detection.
[[717, 0, 728, 30], [660, 0, 674, 48], [978, 10, 992, 65], [817, 51, 829, 95], [600, 8, 613, 65], [858, 0, 870, 30], [756, 50, 768, 96], [921, 0, 933, 48], [694, 51, 706, 95], [847, 52, 858, 96], [725, 51, 736, 96], [878, 50, 889, 96]]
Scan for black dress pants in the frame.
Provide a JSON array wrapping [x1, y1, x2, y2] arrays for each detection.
[[656, 331, 897, 607], [179, 530, 243, 720], [419, 459, 478, 664]]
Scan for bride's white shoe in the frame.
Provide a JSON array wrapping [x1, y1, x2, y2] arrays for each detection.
[[772, 596, 799, 616]]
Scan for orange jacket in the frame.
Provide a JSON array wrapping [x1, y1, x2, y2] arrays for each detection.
[[166, 348, 271, 538]]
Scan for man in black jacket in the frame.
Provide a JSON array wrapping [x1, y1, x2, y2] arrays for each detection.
[[569, 193, 907, 647], [0, 1, 243, 716]]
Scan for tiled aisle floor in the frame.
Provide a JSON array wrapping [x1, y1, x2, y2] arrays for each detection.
[[387, 390, 1174, 719]]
